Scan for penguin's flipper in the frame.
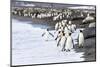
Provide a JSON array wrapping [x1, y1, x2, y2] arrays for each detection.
[[72, 39, 75, 48], [57, 38, 61, 47], [72, 38, 74, 44], [49, 32, 54, 37], [42, 33, 45, 37], [55, 36, 58, 40], [63, 38, 67, 50], [77, 34, 79, 43]]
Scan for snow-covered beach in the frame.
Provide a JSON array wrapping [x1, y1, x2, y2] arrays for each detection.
[[12, 18, 84, 66]]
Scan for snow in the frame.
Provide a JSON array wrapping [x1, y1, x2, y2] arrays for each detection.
[[12, 19, 84, 66]]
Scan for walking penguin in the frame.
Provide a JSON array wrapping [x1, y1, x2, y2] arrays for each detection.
[[65, 33, 74, 52], [42, 28, 54, 41]]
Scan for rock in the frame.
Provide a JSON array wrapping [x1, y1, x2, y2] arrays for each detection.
[[82, 16, 95, 24], [74, 37, 96, 61], [83, 27, 96, 39], [83, 37, 96, 61], [89, 22, 96, 28]]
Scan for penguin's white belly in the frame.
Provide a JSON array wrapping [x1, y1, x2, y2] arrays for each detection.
[[57, 37, 61, 43], [65, 27, 69, 32], [65, 37, 73, 50], [44, 32, 50, 40], [79, 33, 84, 45], [68, 26, 71, 30], [71, 27, 74, 31], [65, 33, 69, 38], [60, 37, 66, 45], [59, 37, 66, 49], [64, 29, 70, 38], [65, 31, 69, 38], [62, 22, 66, 27]]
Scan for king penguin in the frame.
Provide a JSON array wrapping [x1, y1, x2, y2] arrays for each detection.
[[42, 28, 54, 41], [78, 30, 84, 48], [65, 33, 74, 52], [59, 31, 67, 51]]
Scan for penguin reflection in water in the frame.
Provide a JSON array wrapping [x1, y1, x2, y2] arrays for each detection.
[[78, 30, 84, 48], [42, 28, 54, 41]]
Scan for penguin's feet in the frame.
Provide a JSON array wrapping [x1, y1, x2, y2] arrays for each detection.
[[55, 38, 57, 40], [78, 46, 81, 48], [81, 46, 84, 48], [45, 40, 48, 41], [61, 49, 66, 52], [57, 44, 59, 47], [65, 49, 70, 52], [78, 46, 83, 48], [64, 49, 66, 51]]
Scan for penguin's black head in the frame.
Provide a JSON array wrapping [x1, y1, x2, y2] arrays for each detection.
[[80, 30, 83, 32], [59, 27, 61, 29], [62, 31, 64, 34], [47, 28, 49, 31], [69, 33, 71, 36], [58, 31, 61, 33], [63, 33, 65, 36]]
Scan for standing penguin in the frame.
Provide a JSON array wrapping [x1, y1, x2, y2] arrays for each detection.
[[55, 30, 63, 47], [78, 30, 84, 48], [65, 33, 74, 52], [42, 28, 54, 41], [59, 31, 67, 51]]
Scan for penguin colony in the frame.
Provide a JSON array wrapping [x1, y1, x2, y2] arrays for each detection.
[[12, 7, 95, 52], [54, 20, 84, 52], [42, 20, 84, 52]]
